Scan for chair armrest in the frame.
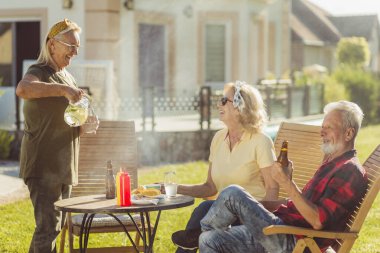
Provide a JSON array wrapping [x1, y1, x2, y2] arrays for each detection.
[[263, 225, 358, 240]]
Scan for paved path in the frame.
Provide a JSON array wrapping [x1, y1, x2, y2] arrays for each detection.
[[0, 161, 28, 205]]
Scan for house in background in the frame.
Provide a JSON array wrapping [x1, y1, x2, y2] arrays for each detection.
[[1, 0, 379, 126], [291, 0, 380, 73], [291, 0, 340, 71], [0, 0, 293, 124], [0, 0, 290, 98], [329, 14, 380, 72]]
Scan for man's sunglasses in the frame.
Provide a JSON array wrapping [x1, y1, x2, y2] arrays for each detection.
[[220, 97, 233, 106]]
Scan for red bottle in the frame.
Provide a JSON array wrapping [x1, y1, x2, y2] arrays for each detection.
[[119, 170, 132, 206]]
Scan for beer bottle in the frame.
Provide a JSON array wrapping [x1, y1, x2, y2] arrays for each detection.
[[105, 160, 116, 199], [277, 140, 290, 175]]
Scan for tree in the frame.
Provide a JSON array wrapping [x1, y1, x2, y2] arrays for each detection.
[[335, 37, 370, 68], [332, 37, 379, 125]]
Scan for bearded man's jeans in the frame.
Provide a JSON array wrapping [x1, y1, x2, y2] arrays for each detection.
[[200, 185, 296, 253]]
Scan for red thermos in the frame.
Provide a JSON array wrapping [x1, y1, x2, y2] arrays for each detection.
[[119, 171, 131, 206]]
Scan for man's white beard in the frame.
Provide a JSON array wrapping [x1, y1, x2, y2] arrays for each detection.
[[321, 143, 337, 155]]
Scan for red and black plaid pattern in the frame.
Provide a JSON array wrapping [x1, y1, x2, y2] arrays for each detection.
[[274, 150, 368, 251]]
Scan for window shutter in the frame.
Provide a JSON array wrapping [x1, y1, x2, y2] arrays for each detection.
[[205, 24, 225, 82]]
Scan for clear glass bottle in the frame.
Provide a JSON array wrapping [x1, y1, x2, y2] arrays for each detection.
[[105, 160, 116, 199]]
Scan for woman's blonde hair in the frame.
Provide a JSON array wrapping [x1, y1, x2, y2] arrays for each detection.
[[225, 81, 267, 133], [37, 19, 81, 65]]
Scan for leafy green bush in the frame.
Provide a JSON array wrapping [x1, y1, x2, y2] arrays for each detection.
[[336, 37, 370, 68], [323, 74, 349, 104], [333, 66, 379, 124], [0, 130, 14, 159], [328, 37, 379, 124]]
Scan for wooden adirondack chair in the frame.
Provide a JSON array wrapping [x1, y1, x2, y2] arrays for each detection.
[[59, 120, 143, 253], [205, 122, 324, 200], [204, 122, 323, 201], [263, 144, 380, 253], [273, 122, 323, 198]]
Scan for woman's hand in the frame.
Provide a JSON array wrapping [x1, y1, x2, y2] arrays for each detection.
[[63, 86, 84, 103], [152, 182, 166, 194], [177, 164, 218, 198]]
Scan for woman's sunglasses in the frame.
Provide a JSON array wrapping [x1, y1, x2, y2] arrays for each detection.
[[54, 38, 80, 52], [220, 97, 233, 106]]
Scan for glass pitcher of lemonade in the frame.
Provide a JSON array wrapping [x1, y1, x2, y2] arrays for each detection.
[[64, 96, 90, 127]]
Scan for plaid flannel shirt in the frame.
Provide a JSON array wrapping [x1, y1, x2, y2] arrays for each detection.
[[274, 150, 368, 251]]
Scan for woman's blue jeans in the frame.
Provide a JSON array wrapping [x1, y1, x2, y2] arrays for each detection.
[[199, 185, 296, 253], [175, 200, 214, 253]]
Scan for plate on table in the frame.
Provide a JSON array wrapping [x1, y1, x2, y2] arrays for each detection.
[[131, 198, 155, 205], [143, 194, 165, 199], [131, 194, 164, 205]]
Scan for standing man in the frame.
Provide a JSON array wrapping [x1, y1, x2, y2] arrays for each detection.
[[195, 101, 368, 253], [16, 19, 95, 253]]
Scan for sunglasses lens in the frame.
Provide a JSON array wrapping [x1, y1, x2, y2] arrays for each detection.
[[221, 97, 226, 106]]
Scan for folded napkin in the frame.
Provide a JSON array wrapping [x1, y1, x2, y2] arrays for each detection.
[[144, 198, 160, 205], [132, 194, 164, 205]]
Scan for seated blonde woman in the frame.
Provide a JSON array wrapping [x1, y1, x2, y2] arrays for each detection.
[[172, 81, 278, 252]]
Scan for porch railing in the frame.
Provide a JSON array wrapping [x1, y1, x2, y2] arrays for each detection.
[[103, 80, 324, 131], [0, 80, 323, 132]]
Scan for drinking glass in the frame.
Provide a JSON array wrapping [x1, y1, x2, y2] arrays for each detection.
[[164, 171, 177, 198]]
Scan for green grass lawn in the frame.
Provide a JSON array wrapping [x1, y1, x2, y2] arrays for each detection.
[[1, 124, 379, 253]]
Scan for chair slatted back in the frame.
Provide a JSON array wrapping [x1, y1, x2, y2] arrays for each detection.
[[274, 122, 323, 199], [71, 120, 138, 197], [338, 144, 380, 253]]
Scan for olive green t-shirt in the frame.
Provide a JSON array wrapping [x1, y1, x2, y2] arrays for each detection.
[[19, 64, 80, 185]]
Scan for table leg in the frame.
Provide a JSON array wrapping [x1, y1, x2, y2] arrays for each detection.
[[78, 213, 87, 253], [108, 213, 140, 251], [145, 210, 161, 253], [83, 214, 95, 250], [115, 211, 162, 253], [78, 211, 163, 253], [140, 212, 148, 250], [79, 213, 96, 253]]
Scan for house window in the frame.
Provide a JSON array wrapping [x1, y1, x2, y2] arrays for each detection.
[[0, 22, 13, 86], [205, 24, 225, 83], [0, 21, 39, 87], [138, 23, 166, 96]]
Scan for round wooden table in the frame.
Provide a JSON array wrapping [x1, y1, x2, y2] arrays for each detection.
[[55, 194, 194, 253]]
